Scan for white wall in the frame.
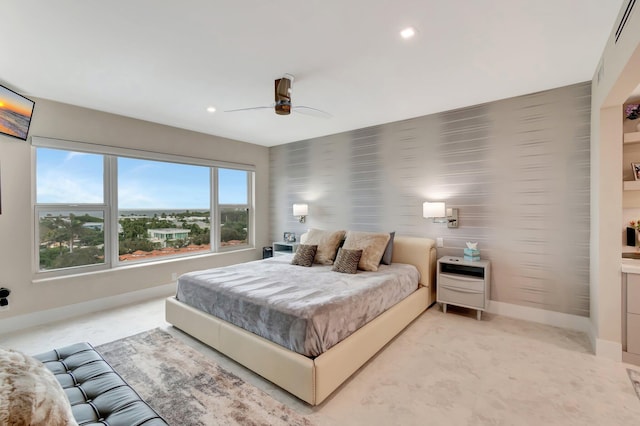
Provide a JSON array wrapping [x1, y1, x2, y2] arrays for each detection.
[[0, 98, 270, 320], [591, 4, 640, 358]]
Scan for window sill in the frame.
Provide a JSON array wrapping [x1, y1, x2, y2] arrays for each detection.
[[32, 246, 256, 284]]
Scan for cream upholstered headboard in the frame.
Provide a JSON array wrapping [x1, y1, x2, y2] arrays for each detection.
[[392, 236, 437, 304]]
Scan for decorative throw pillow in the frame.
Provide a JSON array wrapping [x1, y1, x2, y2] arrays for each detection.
[[332, 248, 363, 274], [303, 229, 346, 265], [291, 244, 318, 267], [0, 348, 78, 426], [342, 231, 391, 272], [380, 231, 395, 265]]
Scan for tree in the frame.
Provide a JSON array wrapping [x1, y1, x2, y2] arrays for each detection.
[[120, 218, 147, 240], [66, 214, 87, 253], [119, 239, 158, 255], [43, 216, 70, 255]]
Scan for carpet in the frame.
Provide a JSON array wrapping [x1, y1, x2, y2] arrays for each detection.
[[96, 328, 314, 426], [628, 369, 640, 401]]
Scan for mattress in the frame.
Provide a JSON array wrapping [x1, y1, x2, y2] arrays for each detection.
[[176, 254, 420, 357]]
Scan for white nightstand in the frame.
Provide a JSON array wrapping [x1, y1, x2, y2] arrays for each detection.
[[272, 241, 299, 256], [437, 256, 491, 320]]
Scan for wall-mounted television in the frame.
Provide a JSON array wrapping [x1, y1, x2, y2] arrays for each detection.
[[0, 83, 35, 141]]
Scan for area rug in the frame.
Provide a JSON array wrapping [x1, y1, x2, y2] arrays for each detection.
[[96, 328, 313, 426], [628, 369, 640, 401]]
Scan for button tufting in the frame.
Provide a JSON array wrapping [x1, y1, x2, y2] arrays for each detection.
[[35, 344, 168, 425]]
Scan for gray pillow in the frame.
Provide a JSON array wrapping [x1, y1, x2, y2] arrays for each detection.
[[291, 244, 318, 267], [332, 248, 363, 274], [381, 231, 395, 265]]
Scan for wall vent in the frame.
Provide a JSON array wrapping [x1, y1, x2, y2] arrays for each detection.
[[615, 0, 637, 43]]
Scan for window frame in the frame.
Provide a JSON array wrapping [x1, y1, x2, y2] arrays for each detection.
[[32, 137, 255, 278]]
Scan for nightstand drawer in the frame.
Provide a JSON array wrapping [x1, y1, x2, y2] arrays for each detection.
[[438, 286, 485, 309], [439, 273, 484, 293]]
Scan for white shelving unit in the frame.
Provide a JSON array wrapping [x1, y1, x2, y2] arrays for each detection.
[[624, 131, 640, 144], [624, 131, 640, 191], [624, 181, 640, 191]]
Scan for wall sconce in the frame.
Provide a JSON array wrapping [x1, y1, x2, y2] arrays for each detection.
[[293, 203, 308, 223], [423, 202, 458, 228], [423, 202, 445, 220]]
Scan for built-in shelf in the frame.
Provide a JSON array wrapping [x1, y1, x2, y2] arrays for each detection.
[[625, 180, 640, 191], [625, 131, 640, 144]]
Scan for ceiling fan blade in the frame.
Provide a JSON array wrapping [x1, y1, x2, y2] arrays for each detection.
[[224, 106, 273, 113], [292, 105, 332, 118], [226, 74, 327, 118]]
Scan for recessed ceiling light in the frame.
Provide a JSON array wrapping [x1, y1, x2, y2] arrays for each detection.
[[400, 27, 416, 39], [206, 106, 216, 113]]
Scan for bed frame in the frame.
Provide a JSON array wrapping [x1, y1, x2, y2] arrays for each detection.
[[165, 235, 436, 405]]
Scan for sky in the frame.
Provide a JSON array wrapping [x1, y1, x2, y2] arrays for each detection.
[[36, 148, 248, 208]]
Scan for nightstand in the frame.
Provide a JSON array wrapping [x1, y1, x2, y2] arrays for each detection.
[[437, 256, 491, 320], [272, 241, 299, 256]]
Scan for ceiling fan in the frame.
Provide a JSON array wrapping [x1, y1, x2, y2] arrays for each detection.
[[225, 74, 331, 118]]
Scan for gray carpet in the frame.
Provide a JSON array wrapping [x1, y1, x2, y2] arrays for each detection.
[[96, 328, 313, 426], [628, 369, 640, 401]]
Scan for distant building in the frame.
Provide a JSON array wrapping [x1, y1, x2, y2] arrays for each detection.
[[82, 222, 124, 233], [82, 223, 103, 231], [147, 228, 190, 247]]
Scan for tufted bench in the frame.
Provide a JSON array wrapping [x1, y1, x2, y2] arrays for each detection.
[[35, 342, 168, 426]]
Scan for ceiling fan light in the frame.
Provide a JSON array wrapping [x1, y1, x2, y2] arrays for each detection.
[[275, 103, 291, 115]]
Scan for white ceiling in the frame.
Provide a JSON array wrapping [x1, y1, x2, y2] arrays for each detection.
[[1, 1, 624, 147]]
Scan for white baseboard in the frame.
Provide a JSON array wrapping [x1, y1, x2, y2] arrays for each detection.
[[594, 337, 623, 361], [0, 283, 176, 336], [585, 320, 623, 361], [487, 301, 623, 360], [487, 300, 593, 334]]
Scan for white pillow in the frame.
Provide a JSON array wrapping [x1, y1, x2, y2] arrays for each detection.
[[0, 348, 77, 426]]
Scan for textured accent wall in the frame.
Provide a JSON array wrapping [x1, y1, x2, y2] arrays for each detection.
[[270, 82, 591, 316]]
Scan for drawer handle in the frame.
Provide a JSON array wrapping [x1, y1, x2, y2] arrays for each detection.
[[440, 273, 482, 282], [441, 286, 482, 294]]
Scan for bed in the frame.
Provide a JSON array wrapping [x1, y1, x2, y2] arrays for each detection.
[[165, 235, 436, 405]]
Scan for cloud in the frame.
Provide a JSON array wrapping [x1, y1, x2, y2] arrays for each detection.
[[64, 151, 93, 162], [37, 170, 103, 203]]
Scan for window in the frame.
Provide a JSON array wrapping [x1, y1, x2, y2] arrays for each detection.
[[38, 211, 105, 271], [33, 139, 254, 275], [218, 168, 249, 248], [36, 148, 107, 272], [118, 157, 211, 262]]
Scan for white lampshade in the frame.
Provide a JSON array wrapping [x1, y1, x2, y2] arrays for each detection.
[[423, 202, 445, 218], [293, 203, 308, 217]]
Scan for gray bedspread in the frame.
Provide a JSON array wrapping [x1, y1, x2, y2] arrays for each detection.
[[176, 255, 420, 357]]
